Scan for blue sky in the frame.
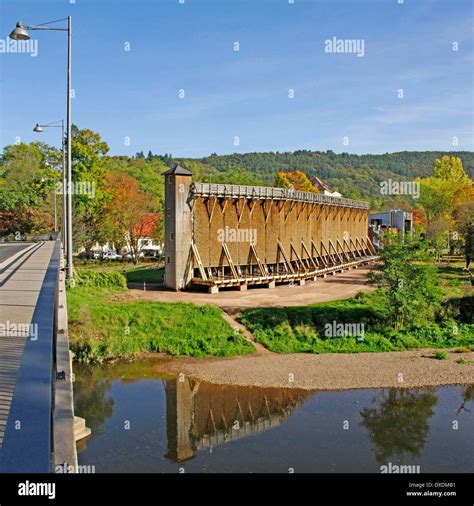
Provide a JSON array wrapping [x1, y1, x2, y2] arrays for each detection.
[[0, 0, 472, 157]]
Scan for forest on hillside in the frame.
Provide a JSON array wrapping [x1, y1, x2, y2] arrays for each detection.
[[1, 125, 473, 256], [193, 150, 474, 199]]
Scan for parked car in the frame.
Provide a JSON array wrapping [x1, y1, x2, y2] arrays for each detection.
[[123, 251, 145, 260], [142, 247, 162, 258], [102, 251, 122, 260]]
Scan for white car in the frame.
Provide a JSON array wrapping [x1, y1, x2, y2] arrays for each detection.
[[123, 251, 144, 260], [102, 251, 122, 260]]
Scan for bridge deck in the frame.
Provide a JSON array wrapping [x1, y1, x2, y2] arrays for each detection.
[[0, 242, 55, 445]]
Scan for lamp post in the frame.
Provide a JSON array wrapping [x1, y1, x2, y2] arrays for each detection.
[[34, 120, 66, 253], [10, 18, 74, 278]]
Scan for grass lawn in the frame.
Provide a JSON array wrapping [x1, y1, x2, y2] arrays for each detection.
[[68, 285, 254, 362], [124, 266, 164, 283], [239, 263, 474, 354]]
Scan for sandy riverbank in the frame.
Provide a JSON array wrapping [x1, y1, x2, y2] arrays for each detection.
[[163, 349, 474, 391]]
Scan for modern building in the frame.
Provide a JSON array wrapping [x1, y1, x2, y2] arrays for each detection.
[[369, 209, 413, 247]]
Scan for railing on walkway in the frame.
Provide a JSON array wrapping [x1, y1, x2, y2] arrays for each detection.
[[0, 233, 59, 243], [191, 182, 370, 209]]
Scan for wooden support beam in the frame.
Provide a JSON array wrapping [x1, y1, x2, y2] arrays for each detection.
[[248, 199, 258, 216], [235, 198, 246, 224], [349, 237, 362, 258], [263, 199, 274, 223], [290, 242, 307, 272], [336, 238, 351, 262], [344, 238, 358, 260], [302, 240, 318, 269], [284, 200, 297, 223], [277, 241, 295, 274], [321, 240, 336, 265], [219, 242, 239, 279], [365, 236, 377, 255], [311, 240, 326, 267], [296, 202, 307, 222], [205, 196, 218, 221], [307, 203, 317, 220], [355, 236, 368, 256], [191, 242, 207, 281], [316, 204, 326, 221], [248, 243, 268, 276], [329, 239, 344, 264]]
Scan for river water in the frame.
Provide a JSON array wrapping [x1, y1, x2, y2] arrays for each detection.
[[73, 359, 474, 473]]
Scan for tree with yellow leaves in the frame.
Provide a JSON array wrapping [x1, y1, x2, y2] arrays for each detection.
[[274, 171, 319, 193]]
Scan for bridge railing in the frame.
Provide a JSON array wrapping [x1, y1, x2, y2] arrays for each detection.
[[190, 182, 369, 209], [0, 233, 60, 243], [0, 240, 60, 472]]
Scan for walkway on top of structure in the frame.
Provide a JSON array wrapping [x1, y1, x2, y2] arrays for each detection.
[[190, 182, 370, 209]]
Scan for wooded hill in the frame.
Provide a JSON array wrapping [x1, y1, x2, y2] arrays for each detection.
[[184, 150, 474, 199]]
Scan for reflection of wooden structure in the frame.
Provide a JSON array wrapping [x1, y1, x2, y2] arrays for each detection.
[[164, 167, 378, 292], [165, 379, 312, 462]]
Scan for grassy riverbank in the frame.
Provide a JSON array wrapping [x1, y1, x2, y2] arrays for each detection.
[[67, 270, 253, 362], [68, 262, 473, 362], [240, 263, 474, 354]]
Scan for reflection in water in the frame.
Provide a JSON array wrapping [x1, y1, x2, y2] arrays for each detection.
[[74, 376, 115, 435], [457, 384, 474, 415], [165, 378, 311, 462], [73, 361, 474, 473], [360, 389, 438, 464]]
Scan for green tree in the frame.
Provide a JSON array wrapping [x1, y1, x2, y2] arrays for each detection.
[[70, 125, 111, 252], [368, 234, 441, 328], [0, 142, 61, 234]]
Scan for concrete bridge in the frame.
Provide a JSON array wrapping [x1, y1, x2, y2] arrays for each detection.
[[0, 240, 79, 472]]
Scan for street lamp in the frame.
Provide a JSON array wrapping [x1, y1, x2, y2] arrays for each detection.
[[10, 17, 74, 278], [33, 120, 66, 253]]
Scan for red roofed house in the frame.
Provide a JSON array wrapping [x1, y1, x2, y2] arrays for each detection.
[[121, 213, 162, 258]]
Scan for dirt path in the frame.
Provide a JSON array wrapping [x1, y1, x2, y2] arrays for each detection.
[[125, 267, 375, 312], [219, 311, 273, 355], [163, 349, 474, 391]]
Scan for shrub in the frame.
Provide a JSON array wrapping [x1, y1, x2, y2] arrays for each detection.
[[68, 269, 127, 289], [434, 350, 449, 360]]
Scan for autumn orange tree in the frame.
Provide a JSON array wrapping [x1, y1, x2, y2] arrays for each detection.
[[274, 170, 319, 193], [104, 173, 159, 262]]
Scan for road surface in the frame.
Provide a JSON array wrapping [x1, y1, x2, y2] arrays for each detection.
[[0, 243, 32, 263]]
